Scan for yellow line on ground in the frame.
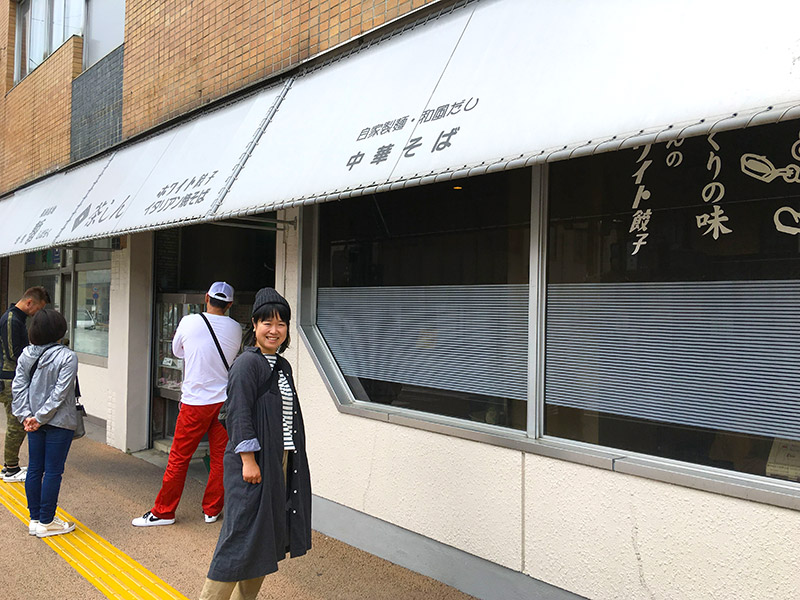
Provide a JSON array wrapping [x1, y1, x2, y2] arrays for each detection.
[[0, 480, 190, 600]]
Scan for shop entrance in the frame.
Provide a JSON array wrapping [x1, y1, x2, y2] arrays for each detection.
[[150, 216, 277, 446]]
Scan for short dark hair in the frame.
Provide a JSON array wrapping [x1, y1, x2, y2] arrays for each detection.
[[208, 297, 230, 310], [251, 302, 291, 353], [28, 309, 68, 346], [22, 286, 50, 305]]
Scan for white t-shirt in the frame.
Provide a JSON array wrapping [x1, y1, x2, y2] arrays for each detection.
[[172, 313, 242, 406]]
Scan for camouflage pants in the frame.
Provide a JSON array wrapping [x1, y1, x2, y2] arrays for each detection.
[[1, 383, 26, 468]]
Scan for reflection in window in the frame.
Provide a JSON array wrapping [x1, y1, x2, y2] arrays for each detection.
[[73, 269, 110, 356], [317, 170, 531, 430]]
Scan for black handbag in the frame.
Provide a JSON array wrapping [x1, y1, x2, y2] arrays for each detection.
[[73, 376, 86, 440]]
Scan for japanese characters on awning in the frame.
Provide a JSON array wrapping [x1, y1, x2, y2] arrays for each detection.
[[215, 0, 800, 217], [3, 0, 800, 255], [0, 83, 285, 256]]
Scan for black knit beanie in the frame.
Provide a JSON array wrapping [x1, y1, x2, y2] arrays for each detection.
[[252, 287, 291, 319]]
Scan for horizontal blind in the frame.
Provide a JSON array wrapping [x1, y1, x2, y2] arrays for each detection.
[[317, 285, 529, 401], [546, 281, 800, 441]]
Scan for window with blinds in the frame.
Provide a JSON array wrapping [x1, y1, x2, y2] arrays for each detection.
[[546, 118, 800, 482], [316, 170, 531, 430]]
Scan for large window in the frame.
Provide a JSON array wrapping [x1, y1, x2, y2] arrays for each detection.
[[546, 119, 800, 482], [24, 241, 111, 359], [15, 0, 84, 82], [315, 170, 531, 430]]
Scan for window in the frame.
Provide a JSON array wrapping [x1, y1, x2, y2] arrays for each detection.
[[84, 0, 124, 69], [313, 170, 531, 430], [545, 119, 800, 483], [73, 267, 110, 356], [23, 241, 111, 358], [15, 0, 85, 82]]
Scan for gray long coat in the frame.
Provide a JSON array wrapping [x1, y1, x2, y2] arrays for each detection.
[[207, 348, 312, 582]]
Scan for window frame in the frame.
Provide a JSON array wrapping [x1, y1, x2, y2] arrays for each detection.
[[298, 164, 800, 511], [14, 0, 86, 84], [23, 245, 110, 366]]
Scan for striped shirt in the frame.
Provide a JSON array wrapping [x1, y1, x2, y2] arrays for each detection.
[[264, 354, 296, 451]]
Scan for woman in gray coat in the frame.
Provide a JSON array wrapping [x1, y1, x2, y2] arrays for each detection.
[[200, 288, 312, 600], [11, 309, 78, 538]]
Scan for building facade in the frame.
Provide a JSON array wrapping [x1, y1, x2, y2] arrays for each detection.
[[2, 1, 800, 599]]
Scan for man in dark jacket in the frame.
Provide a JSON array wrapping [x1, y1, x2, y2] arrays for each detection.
[[1, 286, 50, 482]]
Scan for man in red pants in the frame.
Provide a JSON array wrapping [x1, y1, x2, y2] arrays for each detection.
[[133, 282, 242, 526]]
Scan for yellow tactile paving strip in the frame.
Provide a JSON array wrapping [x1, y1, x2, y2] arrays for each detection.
[[0, 480, 190, 600]]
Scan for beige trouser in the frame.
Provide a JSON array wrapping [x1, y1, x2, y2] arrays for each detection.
[[199, 452, 289, 600], [199, 576, 265, 600]]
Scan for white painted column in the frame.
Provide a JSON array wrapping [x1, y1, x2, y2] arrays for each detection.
[[106, 232, 153, 452]]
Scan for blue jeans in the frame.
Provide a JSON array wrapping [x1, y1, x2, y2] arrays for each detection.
[[25, 425, 73, 524]]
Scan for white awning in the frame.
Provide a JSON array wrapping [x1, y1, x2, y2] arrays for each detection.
[[0, 156, 111, 256], [54, 83, 286, 246], [0, 82, 286, 256], [215, 0, 800, 216], [4, 0, 800, 255]]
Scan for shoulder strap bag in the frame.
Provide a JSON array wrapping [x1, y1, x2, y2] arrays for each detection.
[[199, 313, 230, 372]]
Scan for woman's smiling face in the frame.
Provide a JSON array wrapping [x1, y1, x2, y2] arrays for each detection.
[[253, 313, 288, 354]]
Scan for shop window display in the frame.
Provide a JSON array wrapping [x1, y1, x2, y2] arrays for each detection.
[[73, 269, 110, 357], [23, 243, 111, 358], [316, 170, 531, 430], [546, 119, 800, 482]]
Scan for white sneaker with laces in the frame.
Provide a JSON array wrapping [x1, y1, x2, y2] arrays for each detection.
[[36, 517, 75, 538], [204, 513, 220, 524], [29, 520, 39, 536], [131, 511, 175, 527], [3, 467, 27, 483]]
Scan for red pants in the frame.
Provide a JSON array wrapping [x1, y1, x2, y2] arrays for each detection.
[[152, 402, 228, 520]]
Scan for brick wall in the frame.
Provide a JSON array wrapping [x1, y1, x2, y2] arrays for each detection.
[[71, 45, 124, 162], [122, 0, 437, 139], [0, 0, 439, 194], [0, 34, 83, 195]]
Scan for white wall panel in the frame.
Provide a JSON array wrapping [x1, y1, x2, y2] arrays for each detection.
[[524, 454, 800, 600]]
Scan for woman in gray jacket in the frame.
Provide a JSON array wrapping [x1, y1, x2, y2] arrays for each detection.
[[11, 309, 78, 538]]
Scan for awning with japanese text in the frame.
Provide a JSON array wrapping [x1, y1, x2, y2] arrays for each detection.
[[4, 0, 800, 255], [215, 0, 800, 217]]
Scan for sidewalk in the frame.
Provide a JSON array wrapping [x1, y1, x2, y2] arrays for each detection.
[[1, 411, 475, 600]]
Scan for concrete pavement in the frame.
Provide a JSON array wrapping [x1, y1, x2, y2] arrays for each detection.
[[0, 410, 475, 600]]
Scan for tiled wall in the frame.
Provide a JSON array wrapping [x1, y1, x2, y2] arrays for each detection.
[[71, 45, 124, 162]]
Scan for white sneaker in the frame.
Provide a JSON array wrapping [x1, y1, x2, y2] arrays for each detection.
[[204, 513, 221, 524], [3, 467, 27, 483], [29, 520, 39, 536], [36, 517, 75, 538], [132, 511, 175, 527]]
